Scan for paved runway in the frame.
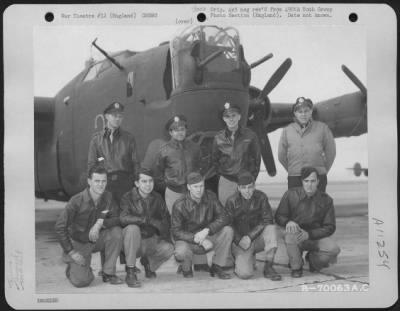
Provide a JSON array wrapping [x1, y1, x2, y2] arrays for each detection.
[[35, 180, 368, 294]]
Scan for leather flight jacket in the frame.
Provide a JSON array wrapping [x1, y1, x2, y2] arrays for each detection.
[[155, 139, 201, 193], [171, 190, 229, 243], [225, 189, 274, 244], [275, 187, 336, 240], [120, 188, 171, 240], [212, 126, 261, 182], [88, 127, 139, 175], [54, 189, 120, 254]]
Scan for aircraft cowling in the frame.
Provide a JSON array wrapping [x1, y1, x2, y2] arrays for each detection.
[[34, 96, 66, 200]]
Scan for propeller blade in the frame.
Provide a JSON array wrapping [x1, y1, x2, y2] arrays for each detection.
[[248, 58, 292, 176], [257, 58, 292, 101], [251, 111, 277, 176], [341, 65, 367, 96]]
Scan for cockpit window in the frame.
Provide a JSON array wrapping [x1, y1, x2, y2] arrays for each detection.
[[170, 25, 241, 88], [83, 50, 135, 82], [83, 62, 102, 82]]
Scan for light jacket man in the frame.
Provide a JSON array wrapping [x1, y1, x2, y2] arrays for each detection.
[[278, 97, 336, 191]]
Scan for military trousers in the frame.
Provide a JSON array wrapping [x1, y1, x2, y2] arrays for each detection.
[[283, 230, 340, 271], [63, 226, 122, 288], [232, 225, 278, 279], [174, 226, 234, 272], [217, 175, 238, 268], [107, 171, 134, 204], [165, 187, 184, 214], [122, 225, 174, 271], [218, 176, 238, 206]]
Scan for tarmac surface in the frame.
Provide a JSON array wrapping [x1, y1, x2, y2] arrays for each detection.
[[35, 180, 368, 294]]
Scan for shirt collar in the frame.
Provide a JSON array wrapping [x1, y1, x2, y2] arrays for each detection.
[[103, 127, 121, 138], [185, 191, 207, 206], [224, 126, 242, 138], [83, 187, 106, 206], [293, 118, 313, 130], [131, 187, 153, 203], [169, 138, 185, 147], [298, 187, 322, 202], [82, 188, 92, 202]]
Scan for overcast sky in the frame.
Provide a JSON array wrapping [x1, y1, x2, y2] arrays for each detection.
[[34, 24, 368, 182]]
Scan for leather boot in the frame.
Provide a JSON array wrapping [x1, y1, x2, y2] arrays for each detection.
[[291, 268, 303, 278], [102, 273, 123, 285], [209, 264, 231, 279], [124, 265, 141, 273], [263, 261, 282, 281], [182, 267, 194, 278], [140, 256, 156, 278], [125, 267, 141, 288], [305, 252, 324, 272]]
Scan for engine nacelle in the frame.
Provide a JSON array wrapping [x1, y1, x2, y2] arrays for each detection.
[[34, 96, 68, 201], [313, 92, 367, 138]]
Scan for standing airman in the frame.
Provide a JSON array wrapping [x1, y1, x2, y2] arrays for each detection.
[[278, 97, 336, 192], [88, 101, 139, 203], [212, 102, 261, 206]]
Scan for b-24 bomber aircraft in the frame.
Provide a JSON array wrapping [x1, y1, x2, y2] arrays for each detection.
[[34, 25, 367, 201]]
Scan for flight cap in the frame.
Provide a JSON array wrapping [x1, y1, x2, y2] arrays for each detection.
[[292, 97, 313, 112], [222, 102, 241, 117], [104, 101, 125, 114], [166, 115, 188, 131], [137, 167, 154, 179], [186, 172, 204, 185], [237, 171, 255, 186]]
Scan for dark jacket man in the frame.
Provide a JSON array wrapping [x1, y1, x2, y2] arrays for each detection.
[[225, 189, 274, 245], [88, 102, 139, 203], [54, 165, 122, 287], [120, 188, 171, 240], [212, 126, 261, 182], [274, 166, 340, 278], [88, 127, 138, 175], [156, 139, 201, 193], [171, 190, 229, 243], [55, 189, 120, 253], [224, 171, 281, 280], [275, 187, 336, 240], [119, 169, 174, 288], [172, 172, 233, 279]]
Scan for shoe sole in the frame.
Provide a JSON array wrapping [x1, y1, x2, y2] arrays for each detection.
[[264, 275, 282, 281]]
